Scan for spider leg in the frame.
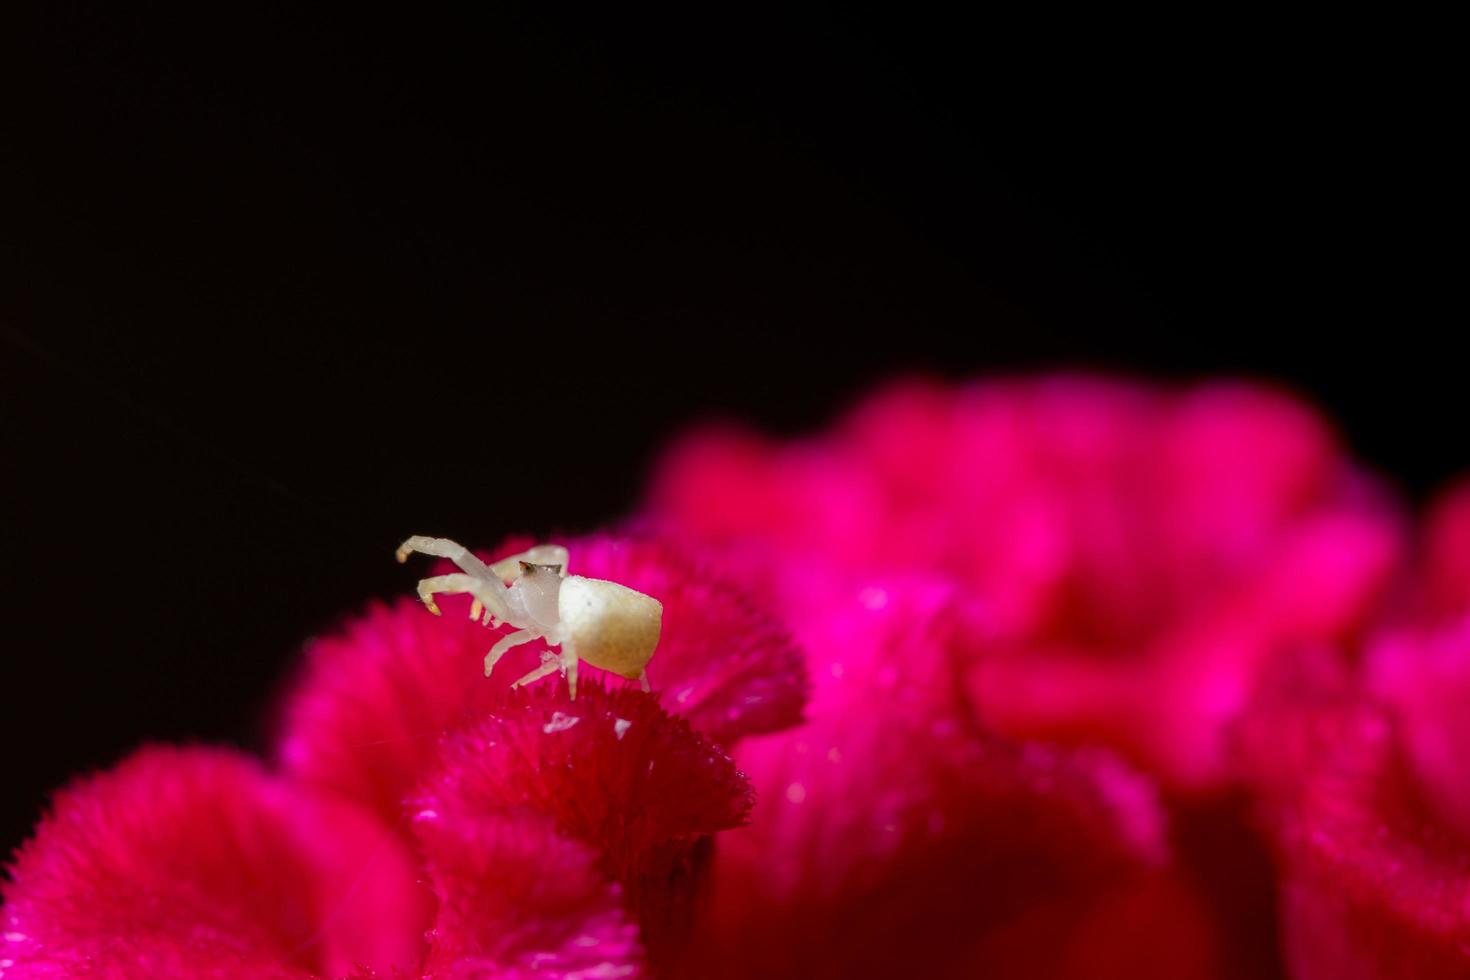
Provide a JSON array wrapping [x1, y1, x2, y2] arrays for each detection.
[[510, 657, 562, 691], [411, 573, 475, 616], [485, 628, 538, 678], [412, 573, 511, 622], [470, 600, 503, 626], [637, 669, 651, 693], [396, 535, 496, 579], [564, 649, 580, 701]]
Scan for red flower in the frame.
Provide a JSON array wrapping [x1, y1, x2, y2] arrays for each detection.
[[1, 746, 431, 978], [1245, 478, 1470, 978], [6, 392, 1449, 978], [5, 532, 796, 978], [3, 694, 754, 979], [1247, 654, 1470, 978], [414, 682, 752, 971], [1423, 480, 1470, 618], [674, 564, 1228, 978], [650, 375, 1403, 792], [415, 811, 641, 979]]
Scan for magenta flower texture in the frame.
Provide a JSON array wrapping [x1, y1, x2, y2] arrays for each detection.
[[1, 746, 430, 977], [648, 375, 1405, 793], [275, 531, 806, 832], [1245, 478, 1470, 978], [6, 375, 1470, 978], [675, 568, 1228, 979]]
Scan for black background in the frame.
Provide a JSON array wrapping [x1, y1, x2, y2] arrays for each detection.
[[0, 7, 1456, 859]]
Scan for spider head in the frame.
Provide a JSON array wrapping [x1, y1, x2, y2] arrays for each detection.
[[510, 562, 565, 628]]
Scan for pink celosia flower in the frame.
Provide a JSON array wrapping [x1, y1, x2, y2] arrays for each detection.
[[1246, 483, 1470, 978], [1423, 479, 1470, 618], [6, 389, 1439, 978], [674, 564, 1229, 978], [649, 375, 1404, 792], [277, 531, 805, 830], [415, 811, 642, 979], [1368, 622, 1470, 841], [4, 534, 784, 977], [3, 690, 752, 978], [1246, 655, 1470, 978], [265, 531, 792, 972], [1, 746, 431, 978], [414, 682, 753, 971]]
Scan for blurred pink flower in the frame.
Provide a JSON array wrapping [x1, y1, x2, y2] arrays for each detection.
[[1247, 478, 1470, 978], [1247, 658, 1470, 979], [674, 565, 1230, 979], [649, 375, 1404, 792], [1423, 479, 1470, 618]]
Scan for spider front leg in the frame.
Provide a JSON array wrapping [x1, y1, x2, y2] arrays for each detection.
[[412, 573, 511, 622], [396, 535, 497, 580]]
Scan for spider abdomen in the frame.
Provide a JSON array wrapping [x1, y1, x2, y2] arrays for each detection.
[[559, 575, 662, 679]]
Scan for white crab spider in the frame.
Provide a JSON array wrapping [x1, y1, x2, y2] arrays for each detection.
[[395, 535, 661, 699]]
